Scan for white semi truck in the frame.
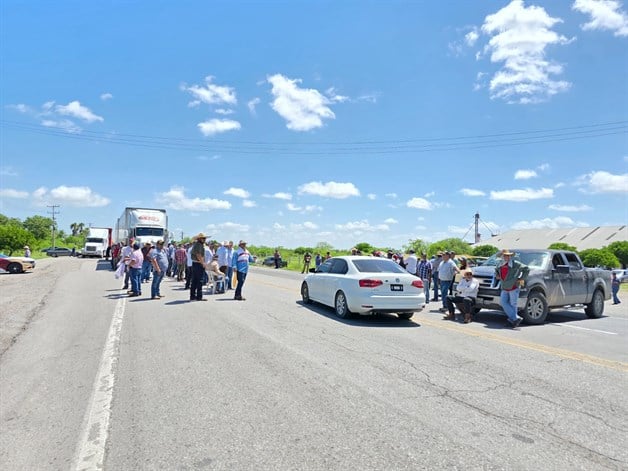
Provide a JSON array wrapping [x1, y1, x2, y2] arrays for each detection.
[[115, 207, 168, 246], [81, 227, 113, 258]]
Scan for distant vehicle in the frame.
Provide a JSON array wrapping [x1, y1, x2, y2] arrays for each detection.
[[0, 253, 36, 274], [42, 247, 73, 257], [301, 256, 426, 320], [613, 269, 628, 283], [261, 256, 287, 268], [115, 207, 168, 246], [81, 227, 112, 258]]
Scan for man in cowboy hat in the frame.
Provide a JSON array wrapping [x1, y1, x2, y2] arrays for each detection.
[[232, 240, 254, 300], [189, 232, 208, 301], [495, 249, 529, 328]]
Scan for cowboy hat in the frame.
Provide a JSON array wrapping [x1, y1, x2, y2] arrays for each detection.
[[501, 249, 514, 256], [194, 232, 207, 240]]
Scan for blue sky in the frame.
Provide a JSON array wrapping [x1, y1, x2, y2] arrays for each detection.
[[1, 0, 627, 249]]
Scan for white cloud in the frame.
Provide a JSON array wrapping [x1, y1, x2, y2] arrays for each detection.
[[32, 185, 110, 207], [465, 29, 479, 46], [247, 97, 261, 114], [511, 216, 587, 230], [385, 193, 398, 199], [0, 188, 29, 198], [224, 187, 250, 199], [548, 204, 593, 211], [181, 76, 237, 106], [55, 101, 104, 122], [197, 118, 241, 136], [490, 187, 554, 201], [538, 163, 550, 171], [334, 220, 390, 232], [273, 222, 286, 231], [267, 74, 336, 131], [100, 93, 113, 101], [367, 193, 377, 200], [460, 188, 486, 197], [215, 108, 234, 115], [287, 203, 301, 211], [7, 104, 31, 113], [157, 186, 231, 211], [243, 200, 257, 208], [263, 192, 292, 200], [577, 170, 628, 193], [448, 225, 470, 235], [41, 119, 82, 133], [325, 87, 349, 103], [514, 169, 538, 180], [407, 197, 433, 210], [304, 205, 322, 212], [384, 218, 398, 224], [298, 181, 360, 199], [573, 0, 628, 36], [206, 221, 250, 233], [476, 0, 572, 104]]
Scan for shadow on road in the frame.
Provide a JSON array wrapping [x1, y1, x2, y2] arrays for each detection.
[[296, 301, 420, 328]]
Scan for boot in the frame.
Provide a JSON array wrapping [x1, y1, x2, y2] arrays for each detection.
[[443, 312, 455, 320], [464, 313, 472, 324]]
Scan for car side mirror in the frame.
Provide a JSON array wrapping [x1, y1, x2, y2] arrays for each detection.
[[553, 264, 570, 274]]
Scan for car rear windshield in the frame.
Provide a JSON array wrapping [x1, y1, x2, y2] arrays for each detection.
[[353, 259, 407, 273]]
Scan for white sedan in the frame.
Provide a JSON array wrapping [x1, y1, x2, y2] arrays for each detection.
[[300, 256, 426, 319]]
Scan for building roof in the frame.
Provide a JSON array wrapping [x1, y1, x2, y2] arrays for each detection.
[[477, 225, 627, 251]]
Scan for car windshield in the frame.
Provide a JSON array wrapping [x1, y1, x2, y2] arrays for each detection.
[[86, 237, 105, 243], [136, 227, 164, 236], [481, 251, 548, 269], [352, 258, 407, 273]]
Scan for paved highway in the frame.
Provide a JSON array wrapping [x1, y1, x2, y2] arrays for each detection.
[[1, 258, 627, 470]]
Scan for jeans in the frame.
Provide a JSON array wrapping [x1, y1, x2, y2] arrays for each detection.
[[439, 280, 452, 309], [612, 285, 620, 304], [227, 266, 233, 290], [432, 273, 439, 300], [190, 263, 204, 300], [130, 267, 142, 295], [500, 288, 521, 322], [235, 271, 247, 298], [151, 270, 164, 298], [422, 278, 431, 303], [446, 295, 475, 315], [141, 260, 152, 281]]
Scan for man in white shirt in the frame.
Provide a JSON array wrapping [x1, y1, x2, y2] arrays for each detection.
[[405, 249, 418, 276], [444, 269, 479, 323]]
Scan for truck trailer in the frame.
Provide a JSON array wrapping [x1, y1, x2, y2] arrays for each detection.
[[81, 227, 113, 258], [115, 207, 168, 246]]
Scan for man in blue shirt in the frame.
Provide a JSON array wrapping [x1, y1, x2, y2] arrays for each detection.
[[232, 240, 254, 301]]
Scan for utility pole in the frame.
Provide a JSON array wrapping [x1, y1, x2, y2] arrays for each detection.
[[475, 212, 480, 244], [47, 204, 60, 247]]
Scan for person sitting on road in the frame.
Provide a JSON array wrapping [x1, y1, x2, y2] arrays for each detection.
[[444, 269, 479, 323]]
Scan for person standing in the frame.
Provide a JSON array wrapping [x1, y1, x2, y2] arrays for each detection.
[[120, 240, 134, 290], [150, 240, 168, 299], [417, 253, 432, 304], [189, 233, 207, 301], [495, 249, 529, 328], [430, 253, 442, 301], [232, 240, 254, 301], [273, 249, 281, 269], [405, 249, 418, 275], [24, 246, 31, 257], [127, 241, 144, 297], [301, 252, 312, 274], [438, 252, 459, 313], [141, 243, 153, 283], [611, 272, 621, 305], [315, 253, 322, 269], [174, 244, 187, 281]]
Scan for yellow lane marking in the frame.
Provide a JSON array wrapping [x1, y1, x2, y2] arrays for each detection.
[[418, 315, 628, 373], [251, 275, 628, 373]]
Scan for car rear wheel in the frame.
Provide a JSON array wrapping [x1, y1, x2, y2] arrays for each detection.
[[7, 263, 23, 274], [301, 282, 311, 304], [584, 289, 605, 318], [334, 291, 352, 319], [521, 291, 548, 325], [397, 312, 413, 320]]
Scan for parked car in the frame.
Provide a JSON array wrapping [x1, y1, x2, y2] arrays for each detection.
[[301, 256, 426, 320], [0, 253, 36, 274], [261, 256, 287, 268], [613, 269, 628, 283], [42, 247, 73, 257]]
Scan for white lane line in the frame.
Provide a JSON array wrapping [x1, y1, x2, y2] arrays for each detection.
[[73, 297, 126, 471], [549, 323, 618, 335]]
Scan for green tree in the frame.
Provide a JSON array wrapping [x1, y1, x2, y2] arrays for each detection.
[[578, 248, 619, 268], [0, 223, 34, 255], [606, 241, 628, 267], [355, 242, 375, 254], [548, 242, 577, 251], [427, 238, 472, 257], [0, 214, 23, 227], [70, 222, 86, 236], [403, 238, 429, 255], [293, 246, 314, 255], [315, 241, 334, 253], [23, 215, 56, 239], [472, 244, 499, 257]]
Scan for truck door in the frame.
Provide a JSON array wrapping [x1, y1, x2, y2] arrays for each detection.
[[547, 253, 570, 306], [563, 252, 587, 304]]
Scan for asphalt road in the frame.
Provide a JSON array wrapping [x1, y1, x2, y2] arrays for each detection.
[[1, 258, 627, 470]]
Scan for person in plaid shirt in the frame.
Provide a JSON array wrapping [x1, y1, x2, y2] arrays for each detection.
[[417, 253, 432, 304]]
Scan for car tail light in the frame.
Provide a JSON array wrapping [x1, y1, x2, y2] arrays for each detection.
[[411, 279, 424, 288], [359, 279, 383, 288]]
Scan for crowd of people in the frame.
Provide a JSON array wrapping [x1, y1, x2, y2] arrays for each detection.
[[112, 235, 254, 302]]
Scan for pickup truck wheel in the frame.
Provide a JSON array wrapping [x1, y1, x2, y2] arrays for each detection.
[[584, 289, 605, 318], [521, 291, 548, 325]]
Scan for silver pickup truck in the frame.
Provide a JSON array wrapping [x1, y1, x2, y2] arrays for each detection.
[[470, 249, 611, 324]]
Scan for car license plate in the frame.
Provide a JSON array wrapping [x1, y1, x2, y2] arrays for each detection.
[[390, 284, 403, 291]]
